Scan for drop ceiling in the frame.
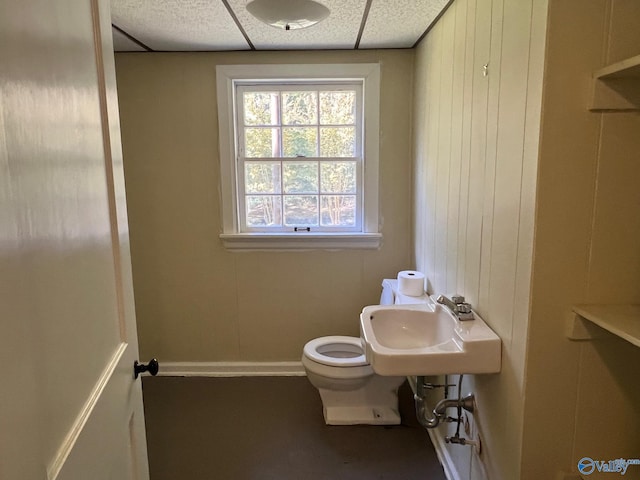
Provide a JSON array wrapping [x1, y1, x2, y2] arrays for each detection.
[[111, 0, 452, 52]]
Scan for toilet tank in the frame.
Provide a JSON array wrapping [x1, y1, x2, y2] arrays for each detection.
[[380, 279, 429, 305]]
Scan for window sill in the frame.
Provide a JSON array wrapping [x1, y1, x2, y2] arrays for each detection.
[[219, 232, 382, 251]]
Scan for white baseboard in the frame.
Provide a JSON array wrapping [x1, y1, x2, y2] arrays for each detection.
[[427, 428, 462, 480], [156, 361, 306, 377]]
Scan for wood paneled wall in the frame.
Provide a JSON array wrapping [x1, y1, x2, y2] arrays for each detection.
[[412, 0, 547, 478], [416, 0, 640, 478]]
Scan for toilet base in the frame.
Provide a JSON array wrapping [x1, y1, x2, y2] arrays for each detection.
[[323, 405, 401, 425], [313, 374, 404, 425]]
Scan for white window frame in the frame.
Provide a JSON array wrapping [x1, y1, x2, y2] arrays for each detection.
[[216, 63, 381, 250]]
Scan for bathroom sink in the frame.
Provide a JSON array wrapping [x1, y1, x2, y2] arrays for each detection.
[[359, 299, 501, 376]]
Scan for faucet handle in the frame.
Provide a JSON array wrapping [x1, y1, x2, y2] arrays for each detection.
[[456, 303, 472, 314], [451, 294, 465, 304]]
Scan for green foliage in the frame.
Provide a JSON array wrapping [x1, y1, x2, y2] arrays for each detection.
[[283, 162, 317, 193], [245, 128, 277, 157], [321, 162, 356, 193], [282, 127, 317, 157], [243, 92, 278, 125], [245, 162, 280, 193], [282, 92, 317, 125], [320, 91, 355, 124], [320, 127, 356, 157]]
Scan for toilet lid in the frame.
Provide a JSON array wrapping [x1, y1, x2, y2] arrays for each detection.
[[303, 336, 369, 367]]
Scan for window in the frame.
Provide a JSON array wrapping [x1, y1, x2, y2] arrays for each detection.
[[239, 83, 361, 232], [216, 64, 381, 250]]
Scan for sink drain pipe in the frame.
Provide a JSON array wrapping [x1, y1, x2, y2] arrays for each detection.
[[414, 375, 475, 429], [414, 375, 442, 428]]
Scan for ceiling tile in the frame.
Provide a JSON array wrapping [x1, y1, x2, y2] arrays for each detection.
[[111, 0, 250, 51], [359, 0, 450, 49], [228, 0, 367, 50], [112, 27, 147, 52]]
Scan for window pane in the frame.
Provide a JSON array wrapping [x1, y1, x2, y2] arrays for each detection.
[[243, 92, 279, 125], [245, 128, 280, 157], [320, 162, 356, 193], [282, 127, 317, 157], [321, 195, 356, 226], [284, 195, 318, 226], [320, 127, 356, 157], [283, 162, 318, 193], [246, 196, 282, 226], [320, 91, 356, 125], [282, 91, 317, 125], [245, 162, 281, 194]]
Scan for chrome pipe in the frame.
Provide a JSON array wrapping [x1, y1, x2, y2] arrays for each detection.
[[414, 376, 440, 429], [434, 393, 475, 416]]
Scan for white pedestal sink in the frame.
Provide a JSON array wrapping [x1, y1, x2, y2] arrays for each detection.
[[359, 298, 501, 376]]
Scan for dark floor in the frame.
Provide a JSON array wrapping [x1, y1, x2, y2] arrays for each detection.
[[142, 376, 446, 480]]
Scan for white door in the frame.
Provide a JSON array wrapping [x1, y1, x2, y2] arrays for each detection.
[[0, 0, 150, 479]]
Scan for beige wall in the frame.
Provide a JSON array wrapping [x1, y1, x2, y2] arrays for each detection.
[[412, 0, 547, 478], [522, 1, 640, 478], [115, 50, 414, 362]]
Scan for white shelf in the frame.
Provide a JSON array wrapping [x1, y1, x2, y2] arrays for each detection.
[[569, 304, 640, 348], [590, 54, 640, 111], [594, 54, 640, 79]]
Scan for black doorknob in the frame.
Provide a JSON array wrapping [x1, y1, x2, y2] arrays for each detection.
[[134, 358, 159, 379]]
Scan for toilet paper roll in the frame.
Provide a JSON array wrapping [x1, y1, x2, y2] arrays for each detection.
[[397, 270, 425, 297]]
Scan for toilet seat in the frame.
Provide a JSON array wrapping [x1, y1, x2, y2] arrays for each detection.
[[303, 336, 368, 368]]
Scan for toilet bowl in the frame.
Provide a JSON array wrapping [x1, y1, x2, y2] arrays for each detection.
[[301, 278, 428, 425]]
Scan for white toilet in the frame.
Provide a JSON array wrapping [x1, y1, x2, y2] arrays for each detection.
[[301, 279, 429, 425]]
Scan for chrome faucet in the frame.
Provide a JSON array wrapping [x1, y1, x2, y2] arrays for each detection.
[[436, 294, 475, 321]]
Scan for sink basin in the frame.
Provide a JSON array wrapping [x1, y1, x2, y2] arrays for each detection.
[[359, 299, 501, 376]]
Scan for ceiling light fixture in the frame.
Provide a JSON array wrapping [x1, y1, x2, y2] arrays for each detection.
[[246, 0, 330, 30]]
